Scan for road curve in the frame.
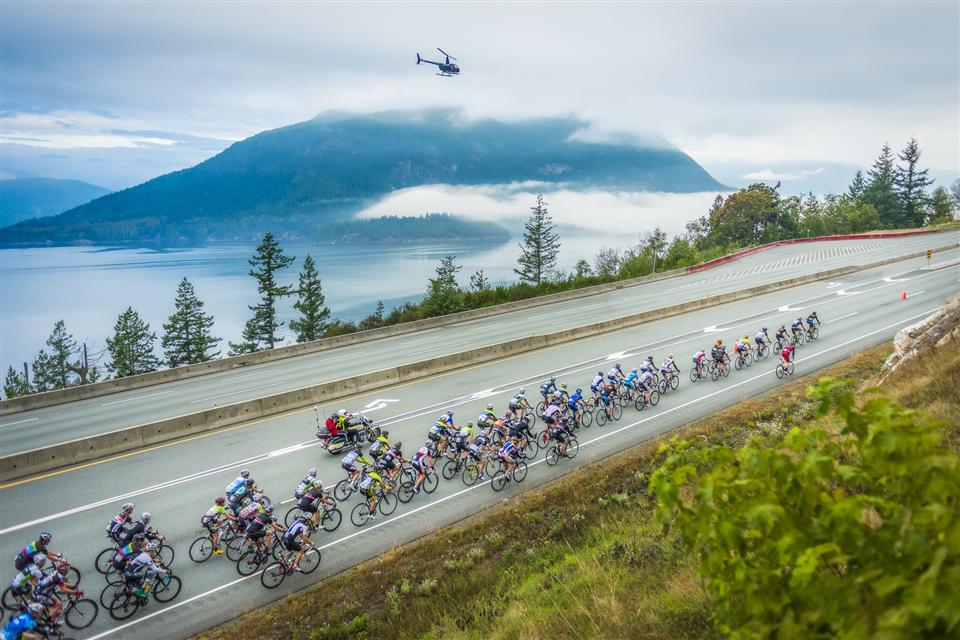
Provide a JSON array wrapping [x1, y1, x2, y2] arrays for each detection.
[[0, 250, 956, 639], [1, 231, 954, 454]]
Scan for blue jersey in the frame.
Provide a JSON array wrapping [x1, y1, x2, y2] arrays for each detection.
[[624, 372, 638, 386], [435, 414, 454, 428], [499, 441, 518, 456], [3, 613, 37, 640], [567, 392, 582, 410], [225, 476, 246, 495]]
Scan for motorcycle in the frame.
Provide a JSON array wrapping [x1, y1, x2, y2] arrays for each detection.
[[314, 407, 379, 455]]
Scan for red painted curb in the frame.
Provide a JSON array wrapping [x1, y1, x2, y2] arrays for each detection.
[[685, 229, 943, 274]]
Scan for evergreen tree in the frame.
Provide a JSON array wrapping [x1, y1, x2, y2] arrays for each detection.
[[573, 259, 593, 278], [949, 178, 960, 210], [30, 350, 56, 392], [514, 195, 561, 286], [359, 300, 385, 331], [421, 255, 464, 318], [4, 366, 30, 398], [927, 186, 954, 224], [229, 233, 295, 354], [44, 320, 77, 389], [847, 170, 867, 201], [162, 278, 221, 367], [469, 270, 490, 292], [106, 307, 161, 378], [894, 138, 934, 227], [88, 365, 104, 384], [864, 142, 904, 228], [289, 255, 330, 342]]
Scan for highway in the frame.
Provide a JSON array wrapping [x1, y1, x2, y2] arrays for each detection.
[[1, 231, 954, 454], [0, 249, 956, 639]]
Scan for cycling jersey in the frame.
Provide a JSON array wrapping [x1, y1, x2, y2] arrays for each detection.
[[9, 564, 42, 591], [623, 372, 638, 387], [341, 450, 362, 467], [3, 612, 37, 640], [640, 360, 655, 373], [807, 316, 817, 326], [113, 542, 138, 565], [499, 441, 519, 459], [567, 392, 582, 410], [781, 345, 794, 361], [382, 447, 401, 463], [295, 474, 319, 497], [638, 371, 655, 388], [591, 374, 604, 388], [412, 446, 431, 465], [225, 476, 247, 495], [755, 331, 767, 344], [283, 521, 310, 542], [369, 437, 390, 458], [14, 541, 46, 571], [107, 512, 131, 540], [435, 414, 455, 428], [693, 350, 705, 365], [245, 513, 276, 536], [201, 504, 228, 526], [791, 320, 803, 331], [33, 572, 64, 597], [540, 380, 556, 397], [607, 367, 622, 379], [238, 501, 262, 520]]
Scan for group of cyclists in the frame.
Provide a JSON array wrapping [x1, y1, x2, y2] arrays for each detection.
[[4, 309, 827, 632]]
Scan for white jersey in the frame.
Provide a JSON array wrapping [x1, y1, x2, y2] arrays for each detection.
[[592, 374, 604, 387], [755, 331, 767, 342], [543, 404, 562, 418]]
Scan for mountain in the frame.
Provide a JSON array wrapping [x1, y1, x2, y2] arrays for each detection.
[[0, 110, 726, 246], [0, 177, 111, 228]]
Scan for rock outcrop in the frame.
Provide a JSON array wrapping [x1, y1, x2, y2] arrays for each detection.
[[881, 295, 960, 381]]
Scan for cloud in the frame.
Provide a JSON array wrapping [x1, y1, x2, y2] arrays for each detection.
[[741, 168, 826, 182]]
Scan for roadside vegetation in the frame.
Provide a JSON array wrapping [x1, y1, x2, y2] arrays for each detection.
[[6, 138, 959, 398], [194, 331, 959, 640]]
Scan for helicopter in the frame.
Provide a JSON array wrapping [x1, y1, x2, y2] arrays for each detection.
[[416, 48, 460, 76]]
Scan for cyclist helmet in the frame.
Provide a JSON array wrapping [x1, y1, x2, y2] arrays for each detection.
[[263, 504, 274, 514], [121, 502, 134, 511], [39, 532, 52, 543], [467, 421, 474, 427], [141, 512, 151, 522], [486, 403, 494, 411], [380, 430, 389, 438], [598, 370, 604, 376], [797, 317, 802, 322], [549, 377, 556, 383], [146, 541, 160, 551], [614, 362, 621, 368], [504, 410, 513, 418], [812, 311, 818, 316], [308, 467, 318, 476], [762, 327, 767, 332], [34, 556, 47, 568], [518, 387, 525, 394], [631, 367, 638, 373], [27, 602, 44, 615], [240, 469, 250, 479], [55, 562, 69, 575], [251, 492, 263, 502], [245, 478, 255, 486], [668, 354, 674, 359], [215, 496, 226, 506], [446, 410, 454, 417], [424, 440, 433, 448], [393, 441, 402, 449], [575, 388, 582, 394]]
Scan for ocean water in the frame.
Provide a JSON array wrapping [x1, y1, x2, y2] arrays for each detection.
[[0, 232, 637, 373]]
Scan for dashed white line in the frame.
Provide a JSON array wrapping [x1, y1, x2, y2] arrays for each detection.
[[189, 382, 288, 404], [102, 390, 174, 407], [0, 417, 38, 428]]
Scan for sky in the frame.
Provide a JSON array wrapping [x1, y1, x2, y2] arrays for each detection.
[[1, 1, 958, 195]]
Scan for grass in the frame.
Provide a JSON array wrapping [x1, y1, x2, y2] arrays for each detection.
[[195, 335, 959, 640]]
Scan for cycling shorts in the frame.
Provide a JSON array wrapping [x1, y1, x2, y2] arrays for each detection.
[[283, 538, 302, 553], [298, 498, 318, 513], [508, 401, 521, 411], [499, 451, 519, 462], [411, 458, 428, 473], [549, 428, 566, 442], [379, 458, 396, 471], [543, 414, 556, 425], [245, 528, 267, 542], [341, 462, 357, 473]]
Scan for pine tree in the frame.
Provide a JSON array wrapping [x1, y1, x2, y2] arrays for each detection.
[[864, 142, 904, 228], [106, 307, 161, 378], [515, 195, 561, 286], [229, 233, 295, 354], [3, 366, 30, 398], [927, 186, 954, 224], [45, 320, 77, 389], [421, 255, 464, 318], [848, 170, 867, 201], [162, 278, 221, 367], [31, 350, 56, 392], [894, 138, 934, 228], [289, 255, 330, 343], [949, 179, 960, 211], [469, 270, 490, 291]]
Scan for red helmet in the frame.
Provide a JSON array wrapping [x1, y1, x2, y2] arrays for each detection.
[[215, 496, 225, 506]]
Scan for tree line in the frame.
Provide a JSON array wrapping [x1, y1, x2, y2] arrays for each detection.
[[5, 139, 957, 399]]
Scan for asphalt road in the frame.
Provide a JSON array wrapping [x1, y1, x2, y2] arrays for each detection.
[[0, 251, 956, 639], [1, 231, 955, 454]]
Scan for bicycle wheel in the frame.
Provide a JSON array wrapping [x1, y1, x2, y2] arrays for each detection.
[[236, 549, 265, 576], [397, 479, 416, 503], [670, 373, 679, 390], [776, 364, 785, 379], [787, 361, 795, 375], [580, 409, 592, 427], [513, 461, 528, 482], [611, 403, 623, 420], [260, 563, 286, 589], [649, 389, 661, 407], [284, 507, 302, 527], [491, 472, 508, 492], [536, 400, 547, 414], [545, 445, 560, 466], [735, 355, 744, 370], [65, 566, 81, 588], [333, 479, 353, 502], [658, 379, 667, 394], [350, 504, 370, 527], [526, 411, 538, 428], [422, 468, 439, 494], [812, 326, 820, 340], [379, 492, 398, 516], [299, 548, 321, 574], [95, 548, 116, 575], [189, 536, 214, 563], [721, 363, 731, 378], [441, 458, 460, 480], [710, 364, 720, 381], [596, 408, 607, 426], [617, 392, 629, 408], [566, 438, 580, 459], [108, 592, 140, 621], [99, 580, 124, 608], [225, 535, 246, 561], [462, 461, 483, 486], [321, 508, 342, 532], [152, 574, 182, 603], [158, 543, 175, 567], [1, 587, 22, 611], [689, 368, 699, 383], [64, 597, 98, 630], [634, 394, 646, 412], [744, 351, 753, 367]]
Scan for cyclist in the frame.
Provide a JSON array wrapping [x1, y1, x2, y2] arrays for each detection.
[[120, 512, 163, 546], [225, 469, 251, 496], [711, 339, 728, 376], [692, 348, 706, 379], [775, 325, 789, 350], [660, 354, 679, 385], [123, 542, 167, 596], [548, 418, 571, 457], [297, 482, 335, 530], [639, 357, 656, 375], [294, 468, 320, 499], [508, 413, 535, 451], [539, 377, 557, 403], [341, 445, 370, 486], [453, 421, 475, 464], [791, 317, 804, 341], [755, 327, 770, 352], [607, 362, 625, 385], [359, 469, 388, 519], [734, 335, 751, 358], [477, 404, 497, 430], [431, 410, 455, 452], [280, 516, 314, 572], [508, 388, 531, 419], [541, 401, 563, 431], [226, 478, 257, 516], [554, 383, 570, 404], [237, 495, 266, 524], [598, 385, 614, 419], [368, 431, 391, 463], [243, 505, 284, 551], [8, 556, 46, 600], [591, 370, 605, 396], [200, 496, 235, 555], [498, 437, 521, 480], [566, 388, 584, 426], [780, 343, 795, 369], [411, 441, 434, 494], [622, 367, 639, 397], [466, 431, 491, 481], [14, 534, 60, 573], [110, 534, 146, 578], [106, 503, 135, 544], [378, 441, 407, 483], [806, 311, 820, 338], [2, 601, 45, 639], [637, 367, 656, 408], [30, 562, 78, 622]]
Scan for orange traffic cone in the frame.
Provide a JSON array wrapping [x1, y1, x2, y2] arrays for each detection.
[[902, 291, 907, 300]]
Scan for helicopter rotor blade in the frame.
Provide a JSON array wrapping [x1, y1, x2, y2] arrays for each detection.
[[437, 47, 457, 60]]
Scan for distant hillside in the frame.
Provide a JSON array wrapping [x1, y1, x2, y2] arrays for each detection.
[[0, 177, 110, 228], [0, 110, 726, 246]]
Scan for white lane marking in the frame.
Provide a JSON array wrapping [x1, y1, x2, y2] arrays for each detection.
[[835, 290, 862, 296], [267, 443, 310, 458], [823, 312, 858, 324], [606, 350, 628, 360], [189, 382, 288, 404], [362, 399, 400, 412], [4, 267, 950, 532], [883, 277, 908, 283], [826, 282, 843, 288], [469, 389, 496, 400], [416, 342, 469, 355], [0, 417, 39, 427], [229, 365, 283, 381], [909, 290, 926, 297], [101, 391, 174, 407], [83, 307, 939, 639]]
